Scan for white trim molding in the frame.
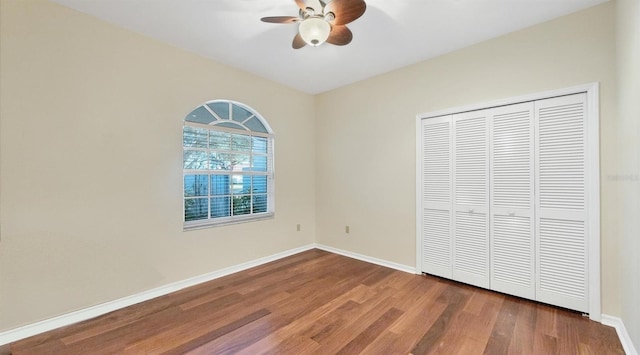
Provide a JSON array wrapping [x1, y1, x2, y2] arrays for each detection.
[[0, 244, 316, 346], [1, 242, 628, 353], [1, 243, 414, 346], [601, 314, 639, 355], [314, 244, 416, 274], [416, 82, 601, 321]]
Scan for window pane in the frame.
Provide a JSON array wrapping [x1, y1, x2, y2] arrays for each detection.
[[210, 131, 231, 150], [232, 154, 250, 172], [183, 150, 208, 170], [183, 126, 208, 148], [231, 133, 251, 152], [211, 175, 230, 196], [207, 102, 230, 120], [211, 196, 231, 218], [185, 106, 216, 124], [184, 175, 209, 197], [231, 174, 250, 194], [252, 176, 267, 194], [210, 153, 249, 171], [216, 121, 245, 130], [210, 152, 233, 170], [252, 155, 267, 172], [253, 194, 268, 213], [245, 117, 268, 133], [232, 105, 253, 123], [233, 195, 251, 215], [252, 136, 268, 153], [185, 198, 208, 221]]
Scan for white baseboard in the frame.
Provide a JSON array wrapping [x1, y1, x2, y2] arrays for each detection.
[[314, 243, 416, 274], [4, 244, 629, 353], [0, 244, 316, 346], [602, 314, 638, 355]]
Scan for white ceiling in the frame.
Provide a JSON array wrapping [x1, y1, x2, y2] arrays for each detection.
[[49, 0, 608, 94]]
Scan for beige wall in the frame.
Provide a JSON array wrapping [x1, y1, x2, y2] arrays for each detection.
[[0, 0, 629, 337], [315, 2, 620, 316], [0, 0, 316, 331], [616, 0, 640, 350]]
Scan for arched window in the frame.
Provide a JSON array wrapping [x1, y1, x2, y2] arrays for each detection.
[[182, 100, 274, 229]]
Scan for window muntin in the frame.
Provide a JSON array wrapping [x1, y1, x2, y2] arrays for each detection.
[[183, 101, 274, 229]]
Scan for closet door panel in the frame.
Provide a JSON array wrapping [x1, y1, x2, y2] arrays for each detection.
[[422, 116, 453, 278], [420, 90, 594, 314], [535, 93, 588, 312], [452, 111, 489, 288], [538, 216, 586, 301], [489, 102, 535, 299], [453, 209, 488, 286]]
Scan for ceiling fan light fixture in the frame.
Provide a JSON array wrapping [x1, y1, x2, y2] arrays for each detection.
[[304, 7, 315, 16], [261, 0, 366, 49], [324, 12, 335, 22], [298, 17, 331, 47]]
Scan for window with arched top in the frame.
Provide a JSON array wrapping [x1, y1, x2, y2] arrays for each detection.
[[182, 100, 274, 229]]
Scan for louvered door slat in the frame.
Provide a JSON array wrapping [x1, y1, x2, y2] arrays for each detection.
[[422, 116, 453, 278], [423, 120, 451, 206], [489, 102, 535, 299], [535, 93, 588, 313], [452, 111, 489, 288], [454, 210, 488, 285], [423, 208, 451, 275]]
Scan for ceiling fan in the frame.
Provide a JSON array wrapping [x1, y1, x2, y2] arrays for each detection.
[[261, 0, 366, 49]]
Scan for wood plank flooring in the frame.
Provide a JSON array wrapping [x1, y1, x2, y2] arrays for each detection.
[[7, 249, 624, 354]]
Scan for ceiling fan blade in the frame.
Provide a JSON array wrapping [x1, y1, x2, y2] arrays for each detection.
[[324, 0, 366, 26], [294, 0, 307, 11], [261, 16, 299, 24], [326, 25, 353, 46], [292, 33, 307, 49]]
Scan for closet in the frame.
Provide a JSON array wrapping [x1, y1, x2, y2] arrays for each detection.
[[419, 91, 593, 313]]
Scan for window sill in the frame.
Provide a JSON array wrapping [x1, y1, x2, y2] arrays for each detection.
[[183, 212, 274, 231]]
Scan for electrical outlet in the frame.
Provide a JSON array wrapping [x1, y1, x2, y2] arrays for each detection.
[[296, 224, 301, 231], [345, 225, 350, 234]]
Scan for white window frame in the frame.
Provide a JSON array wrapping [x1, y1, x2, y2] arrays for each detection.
[[183, 100, 275, 230]]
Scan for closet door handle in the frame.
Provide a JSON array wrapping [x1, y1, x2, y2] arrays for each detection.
[[468, 208, 475, 213], [508, 211, 515, 217]]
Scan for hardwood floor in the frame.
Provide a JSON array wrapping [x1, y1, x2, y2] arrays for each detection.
[[8, 249, 624, 354]]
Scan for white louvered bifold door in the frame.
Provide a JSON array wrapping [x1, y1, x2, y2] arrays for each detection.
[[452, 111, 490, 288], [422, 116, 453, 278], [489, 103, 536, 299], [535, 93, 588, 313]]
